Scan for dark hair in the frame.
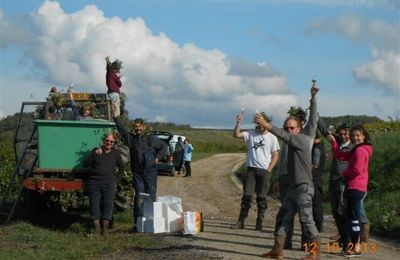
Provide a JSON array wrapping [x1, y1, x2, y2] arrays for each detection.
[[134, 118, 145, 125], [337, 123, 350, 132], [111, 60, 123, 72], [48, 106, 56, 113], [350, 124, 371, 144], [284, 115, 302, 129]]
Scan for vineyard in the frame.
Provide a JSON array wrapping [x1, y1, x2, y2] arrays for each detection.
[[0, 115, 399, 236]]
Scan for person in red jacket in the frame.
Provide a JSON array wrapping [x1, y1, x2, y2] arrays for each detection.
[[328, 124, 373, 256], [105, 56, 123, 117]]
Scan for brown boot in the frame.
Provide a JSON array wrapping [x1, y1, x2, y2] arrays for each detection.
[[101, 220, 110, 236], [301, 240, 321, 260], [261, 235, 285, 259], [360, 223, 370, 242], [93, 220, 101, 235]]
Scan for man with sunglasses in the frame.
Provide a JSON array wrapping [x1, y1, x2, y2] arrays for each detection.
[[256, 84, 321, 260]]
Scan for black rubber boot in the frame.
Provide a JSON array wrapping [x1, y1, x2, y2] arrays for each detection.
[[256, 197, 267, 231], [255, 217, 263, 231], [231, 207, 249, 229]]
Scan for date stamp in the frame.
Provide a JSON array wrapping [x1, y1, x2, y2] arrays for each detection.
[[304, 241, 378, 255]]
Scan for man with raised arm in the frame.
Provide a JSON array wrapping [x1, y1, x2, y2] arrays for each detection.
[[257, 85, 321, 260], [231, 111, 280, 231]]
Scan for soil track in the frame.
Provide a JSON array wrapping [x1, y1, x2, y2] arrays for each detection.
[[132, 153, 399, 260]]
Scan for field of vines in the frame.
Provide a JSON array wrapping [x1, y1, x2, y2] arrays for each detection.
[[0, 120, 399, 236]]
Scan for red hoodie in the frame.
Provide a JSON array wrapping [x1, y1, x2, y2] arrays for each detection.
[[331, 140, 373, 192]]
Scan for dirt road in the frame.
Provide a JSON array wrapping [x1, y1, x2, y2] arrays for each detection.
[[139, 153, 399, 259]]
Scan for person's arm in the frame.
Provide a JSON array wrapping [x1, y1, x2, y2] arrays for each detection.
[[303, 85, 319, 138], [233, 112, 244, 139], [150, 136, 168, 161], [116, 150, 124, 169], [268, 150, 279, 173], [113, 117, 132, 147], [105, 56, 111, 69], [328, 135, 351, 161], [83, 149, 96, 167]]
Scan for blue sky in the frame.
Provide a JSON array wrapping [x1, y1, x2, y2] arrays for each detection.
[[0, 0, 399, 128]]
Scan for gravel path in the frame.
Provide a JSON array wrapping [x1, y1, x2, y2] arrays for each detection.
[[129, 153, 400, 260]]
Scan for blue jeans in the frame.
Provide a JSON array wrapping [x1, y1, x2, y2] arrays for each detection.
[[87, 180, 116, 220], [343, 189, 367, 249]]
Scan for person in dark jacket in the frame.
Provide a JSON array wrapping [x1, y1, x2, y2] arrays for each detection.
[[113, 116, 168, 232], [83, 133, 124, 236], [173, 137, 185, 175]]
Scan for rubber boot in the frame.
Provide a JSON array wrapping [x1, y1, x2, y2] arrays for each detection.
[[93, 220, 101, 235], [360, 223, 370, 242], [301, 240, 321, 260], [255, 217, 263, 231], [261, 235, 285, 259], [101, 220, 109, 236], [255, 198, 266, 231], [231, 207, 249, 229]]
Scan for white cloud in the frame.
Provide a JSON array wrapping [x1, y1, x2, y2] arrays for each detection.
[[353, 48, 400, 95], [305, 14, 400, 97], [0, 1, 296, 127]]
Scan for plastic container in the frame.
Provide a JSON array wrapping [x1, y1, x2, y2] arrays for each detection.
[[35, 119, 116, 170]]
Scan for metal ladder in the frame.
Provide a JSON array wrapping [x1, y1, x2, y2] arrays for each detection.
[[0, 102, 44, 224]]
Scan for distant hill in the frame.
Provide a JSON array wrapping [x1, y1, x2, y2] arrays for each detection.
[[319, 115, 382, 129]]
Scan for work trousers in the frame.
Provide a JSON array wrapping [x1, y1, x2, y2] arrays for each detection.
[[87, 180, 116, 220], [275, 183, 319, 241], [133, 169, 158, 219], [278, 174, 294, 243], [329, 179, 346, 237], [240, 167, 270, 211]]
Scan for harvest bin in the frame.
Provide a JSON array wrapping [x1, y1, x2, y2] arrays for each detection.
[[34, 119, 116, 170]]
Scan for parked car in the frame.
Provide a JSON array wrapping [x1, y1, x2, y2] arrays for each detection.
[[147, 131, 186, 176]]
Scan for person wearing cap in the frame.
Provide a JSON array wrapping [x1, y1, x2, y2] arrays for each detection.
[[231, 111, 280, 231]]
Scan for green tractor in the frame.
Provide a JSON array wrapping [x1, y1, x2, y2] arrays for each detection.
[[1, 92, 130, 223]]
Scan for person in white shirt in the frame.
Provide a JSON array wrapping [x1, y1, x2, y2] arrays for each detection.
[[231, 111, 280, 231]]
